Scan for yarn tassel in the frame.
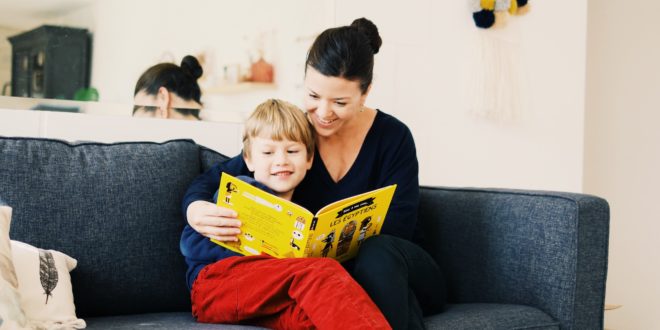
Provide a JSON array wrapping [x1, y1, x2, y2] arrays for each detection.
[[467, 26, 526, 122]]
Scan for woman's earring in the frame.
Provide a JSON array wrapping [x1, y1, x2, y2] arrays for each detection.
[[360, 105, 365, 113]]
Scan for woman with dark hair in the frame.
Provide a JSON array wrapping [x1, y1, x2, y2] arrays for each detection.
[[183, 18, 447, 329], [133, 55, 203, 120]]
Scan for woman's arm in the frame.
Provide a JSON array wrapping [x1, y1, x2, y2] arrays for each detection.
[[377, 122, 420, 241]]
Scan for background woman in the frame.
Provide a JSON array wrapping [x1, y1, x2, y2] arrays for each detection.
[[133, 55, 203, 120]]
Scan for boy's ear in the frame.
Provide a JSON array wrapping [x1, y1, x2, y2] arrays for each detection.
[[244, 154, 255, 172]]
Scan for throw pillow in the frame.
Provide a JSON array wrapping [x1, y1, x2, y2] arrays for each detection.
[[0, 203, 28, 329], [11, 240, 86, 329]]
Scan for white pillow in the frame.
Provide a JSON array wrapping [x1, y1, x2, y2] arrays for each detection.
[[11, 240, 86, 330], [0, 205, 28, 330]]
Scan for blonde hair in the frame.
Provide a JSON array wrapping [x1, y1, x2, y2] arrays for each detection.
[[243, 99, 315, 161]]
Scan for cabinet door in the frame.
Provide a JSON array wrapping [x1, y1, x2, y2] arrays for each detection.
[[12, 51, 30, 97], [30, 50, 46, 98]]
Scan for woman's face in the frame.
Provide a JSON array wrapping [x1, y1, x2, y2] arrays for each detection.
[[303, 66, 368, 138], [133, 90, 167, 118], [133, 89, 201, 120]]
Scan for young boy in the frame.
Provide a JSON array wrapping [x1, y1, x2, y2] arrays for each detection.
[[213, 98, 315, 202], [180, 99, 390, 330]]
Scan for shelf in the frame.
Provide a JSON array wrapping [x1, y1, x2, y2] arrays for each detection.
[[203, 82, 277, 95]]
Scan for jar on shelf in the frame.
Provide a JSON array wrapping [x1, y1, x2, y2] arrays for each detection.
[[249, 57, 273, 83]]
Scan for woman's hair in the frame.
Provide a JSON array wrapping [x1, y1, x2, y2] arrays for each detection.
[[134, 55, 203, 104], [305, 18, 382, 94], [242, 99, 315, 161]]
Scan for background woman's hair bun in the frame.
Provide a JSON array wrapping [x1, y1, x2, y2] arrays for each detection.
[[180, 55, 203, 80], [350, 17, 382, 54]]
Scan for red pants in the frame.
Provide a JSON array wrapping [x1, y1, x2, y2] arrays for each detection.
[[191, 255, 391, 330]]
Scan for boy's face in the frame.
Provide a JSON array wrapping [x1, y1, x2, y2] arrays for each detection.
[[244, 134, 313, 201]]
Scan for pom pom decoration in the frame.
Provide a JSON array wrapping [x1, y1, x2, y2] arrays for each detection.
[[471, 0, 530, 29], [473, 9, 496, 29], [515, 0, 531, 15]]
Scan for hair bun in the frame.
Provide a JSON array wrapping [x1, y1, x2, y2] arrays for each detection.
[[181, 55, 203, 80], [350, 18, 382, 54]]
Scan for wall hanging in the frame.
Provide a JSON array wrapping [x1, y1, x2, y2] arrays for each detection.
[[467, 0, 531, 122]]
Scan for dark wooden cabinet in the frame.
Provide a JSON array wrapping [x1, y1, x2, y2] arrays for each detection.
[[8, 25, 91, 100]]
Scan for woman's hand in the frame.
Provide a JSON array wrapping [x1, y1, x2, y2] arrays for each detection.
[[186, 200, 241, 241]]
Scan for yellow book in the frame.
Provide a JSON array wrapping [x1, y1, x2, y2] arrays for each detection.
[[211, 173, 397, 262]]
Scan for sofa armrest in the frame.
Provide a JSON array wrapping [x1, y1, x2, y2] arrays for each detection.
[[417, 187, 609, 330]]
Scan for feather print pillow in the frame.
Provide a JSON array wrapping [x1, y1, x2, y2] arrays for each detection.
[[10, 240, 86, 330]]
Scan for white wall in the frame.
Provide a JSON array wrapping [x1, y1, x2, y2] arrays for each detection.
[[334, 0, 587, 191], [1, 0, 588, 192], [0, 0, 335, 117], [585, 0, 660, 328], [89, 0, 334, 110]]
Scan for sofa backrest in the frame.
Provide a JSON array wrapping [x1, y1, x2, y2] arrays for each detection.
[[0, 136, 228, 317]]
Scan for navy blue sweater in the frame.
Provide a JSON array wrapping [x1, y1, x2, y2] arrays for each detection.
[[180, 110, 420, 290]]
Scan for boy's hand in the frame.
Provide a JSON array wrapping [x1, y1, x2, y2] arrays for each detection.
[[187, 201, 241, 241]]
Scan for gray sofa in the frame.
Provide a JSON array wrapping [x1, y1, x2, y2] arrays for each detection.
[[0, 136, 609, 329]]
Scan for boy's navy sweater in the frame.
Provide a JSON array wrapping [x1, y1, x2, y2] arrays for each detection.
[[180, 110, 420, 290]]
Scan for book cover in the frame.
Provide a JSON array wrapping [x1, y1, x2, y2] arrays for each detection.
[[211, 173, 396, 262]]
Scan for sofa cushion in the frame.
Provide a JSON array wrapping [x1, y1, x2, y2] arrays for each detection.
[[0, 137, 209, 317], [11, 240, 85, 329], [424, 303, 559, 329], [200, 145, 231, 172], [85, 312, 267, 329]]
